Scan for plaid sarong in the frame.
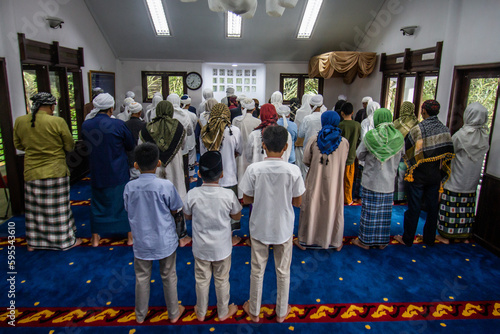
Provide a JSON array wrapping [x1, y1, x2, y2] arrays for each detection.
[[358, 189, 393, 246], [25, 177, 77, 250], [437, 189, 476, 239]]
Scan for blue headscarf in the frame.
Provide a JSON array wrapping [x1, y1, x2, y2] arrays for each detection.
[[317, 111, 342, 161]]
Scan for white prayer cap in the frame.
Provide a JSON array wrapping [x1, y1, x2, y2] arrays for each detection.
[[128, 102, 143, 114], [181, 94, 192, 107], [202, 88, 213, 100], [271, 91, 283, 104], [124, 97, 134, 106], [236, 94, 247, 102], [167, 94, 181, 107], [366, 101, 381, 117], [277, 105, 290, 128], [362, 96, 373, 103], [226, 87, 235, 95], [93, 93, 115, 111], [241, 98, 255, 111], [338, 94, 347, 101], [310, 94, 324, 108], [125, 91, 135, 99]]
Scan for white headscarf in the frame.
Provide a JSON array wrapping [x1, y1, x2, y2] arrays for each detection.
[[309, 94, 325, 112], [271, 91, 283, 111], [126, 91, 135, 99], [338, 94, 347, 101], [226, 87, 235, 96], [362, 96, 372, 104], [198, 88, 214, 117], [128, 101, 143, 114], [241, 98, 255, 113], [295, 93, 314, 128], [277, 105, 291, 128], [203, 88, 214, 100], [85, 93, 115, 120], [453, 102, 490, 161], [361, 100, 381, 138], [146, 94, 163, 122], [167, 93, 188, 117]]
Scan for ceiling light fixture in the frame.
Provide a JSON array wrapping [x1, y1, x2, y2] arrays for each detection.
[[226, 11, 242, 38], [146, 0, 171, 36], [297, 0, 323, 39]]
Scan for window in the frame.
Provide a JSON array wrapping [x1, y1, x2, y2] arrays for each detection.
[[142, 71, 187, 102], [279, 74, 324, 103]]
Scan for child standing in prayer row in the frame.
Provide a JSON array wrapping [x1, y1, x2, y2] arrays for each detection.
[[183, 151, 242, 321]]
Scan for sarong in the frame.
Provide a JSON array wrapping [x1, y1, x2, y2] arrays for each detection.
[[90, 183, 130, 234], [25, 176, 77, 250], [358, 189, 393, 246], [437, 189, 475, 239]]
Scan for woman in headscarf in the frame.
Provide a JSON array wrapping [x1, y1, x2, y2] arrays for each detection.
[[13, 92, 81, 251], [360, 100, 381, 139], [436, 102, 489, 244], [245, 103, 292, 164], [199, 97, 218, 128], [393, 101, 419, 202], [353, 108, 404, 250], [294, 111, 349, 251], [294, 93, 314, 178], [198, 88, 214, 118], [145, 93, 163, 123], [270, 91, 283, 111], [140, 101, 187, 200]]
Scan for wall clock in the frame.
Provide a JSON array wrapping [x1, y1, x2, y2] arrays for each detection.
[[185, 72, 203, 90]]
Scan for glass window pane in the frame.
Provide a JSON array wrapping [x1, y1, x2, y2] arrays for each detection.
[[252, 78, 256, 84], [304, 78, 319, 95], [227, 78, 233, 84], [23, 69, 38, 113], [245, 69, 250, 76], [213, 69, 218, 76], [467, 77, 500, 130], [236, 70, 242, 76], [67, 73, 78, 140], [213, 78, 217, 84], [403, 76, 416, 103], [244, 78, 250, 84], [386, 77, 398, 112], [49, 71, 61, 117], [227, 69, 233, 76], [236, 86, 242, 92], [252, 69, 256, 76], [422, 76, 438, 101], [283, 78, 299, 100], [244, 86, 250, 92], [219, 69, 225, 76], [220, 78, 225, 83], [147, 75, 162, 99], [220, 85, 225, 91], [213, 85, 217, 92], [252, 86, 256, 92], [236, 78, 242, 84], [168, 76, 184, 96]]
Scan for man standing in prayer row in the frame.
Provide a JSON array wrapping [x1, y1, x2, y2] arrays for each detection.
[[82, 93, 135, 247], [84, 87, 104, 120], [181, 95, 199, 182], [395, 100, 454, 247], [221, 87, 235, 106], [298, 94, 326, 148], [355, 96, 372, 123], [125, 102, 147, 180]]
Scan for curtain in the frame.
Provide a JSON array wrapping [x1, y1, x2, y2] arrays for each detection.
[[308, 51, 377, 84]]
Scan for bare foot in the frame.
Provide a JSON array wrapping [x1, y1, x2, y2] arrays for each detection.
[[463, 239, 470, 244], [127, 232, 133, 246], [244, 238, 252, 247], [189, 176, 198, 183], [170, 305, 185, 323], [91, 234, 101, 247], [293, 238, 306, 250], [276, 304, 292, 323], [27, 246, 34, 252], [394, 235, 407, 246], [65, 238, 83, 251], [336, 244, 343, 252], [232, 235, 242, 246], [352, 238, 369, 250], [136, 318, 144, 324], [219, 303, 238, 322], [179, 236, 192, 247], [242, 301, 259, 323], [378, 244, 387, 250], [436, 234, 450, 244], [194, 305, 204, 322]]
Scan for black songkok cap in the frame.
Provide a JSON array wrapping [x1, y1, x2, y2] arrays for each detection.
[[199, 151, 223, 179]]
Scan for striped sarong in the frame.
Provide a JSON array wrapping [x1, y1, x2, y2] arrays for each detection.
[[358, 189, 393, 247], [437, 189, 475, 239], [25, 176, 77, 250]]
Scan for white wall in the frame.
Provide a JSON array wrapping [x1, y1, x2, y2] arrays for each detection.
[[0, 0, 116, 121]]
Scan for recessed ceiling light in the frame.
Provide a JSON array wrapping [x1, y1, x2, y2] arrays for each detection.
[[297, 0, 323, 39], [226, 11, 242, 38], [145, 0, 171, 36], [232, 64, 238, 67]]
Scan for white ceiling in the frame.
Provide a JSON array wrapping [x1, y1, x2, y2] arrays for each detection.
[[84, 0, 386, 63]]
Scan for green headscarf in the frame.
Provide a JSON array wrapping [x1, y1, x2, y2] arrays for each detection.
[[363, 108, 404, 163], [394, 101, 419, 137]]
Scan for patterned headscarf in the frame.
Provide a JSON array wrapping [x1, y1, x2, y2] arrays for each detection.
[[394, 101, 419, 137], [364, 108, 404, 163], [30, 92, 57, 127], [255, 103, 278, 130], [201, 103, 232, 151], [140, 101, 185, 166], [317, 111, 343, 164]]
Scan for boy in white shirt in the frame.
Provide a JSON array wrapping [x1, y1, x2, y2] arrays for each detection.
[[183, 151, 242, 322], [239, 125, 306, 323]]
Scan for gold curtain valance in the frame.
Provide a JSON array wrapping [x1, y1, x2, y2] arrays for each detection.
[[308, 51, 377, 84]]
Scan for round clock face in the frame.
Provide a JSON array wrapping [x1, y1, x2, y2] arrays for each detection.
[[186, 72, 203, 90]]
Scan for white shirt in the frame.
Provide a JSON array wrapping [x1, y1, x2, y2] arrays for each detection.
[[298, 112, 322, 147], [239, 158, 305, 245], [183, 184, 242, 261], [173, 108, 193, 154], [116, 112, 130, 122], [245, 129, 292, 164], [185, 110, 198, 151], [200, 126, 242, 187], [199, 111, 210, 128]]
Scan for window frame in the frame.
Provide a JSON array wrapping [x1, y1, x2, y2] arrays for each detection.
[[141, 71, 188, 103], [279, 73, 324, 103]]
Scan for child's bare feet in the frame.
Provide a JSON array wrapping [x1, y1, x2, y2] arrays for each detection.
[[27, 246, 34, 251], [91, 234, 101, 247], [189, 176, 198, 183], [394, 235, 407, 246], [219, 303, 238, 322], [293, 238, 306, 250], [127, 232, 133, 246], [136, 318, 144, 324], [276, 305, 292, 323], [194, 305, 205, 321], [179, 236, 192, 247], [232, 235, 241, 245], [436, 234, 450, 244], [170, 305, 185, 323], [336, 244, 343, 252], [244, 238, 252, 247], [242, 301, 259, 323], [352, 238, 369, 250], [65, 238, 83, 251]]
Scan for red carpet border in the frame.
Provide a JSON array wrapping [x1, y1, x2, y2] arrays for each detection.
[[1, 301, 499, 327]]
